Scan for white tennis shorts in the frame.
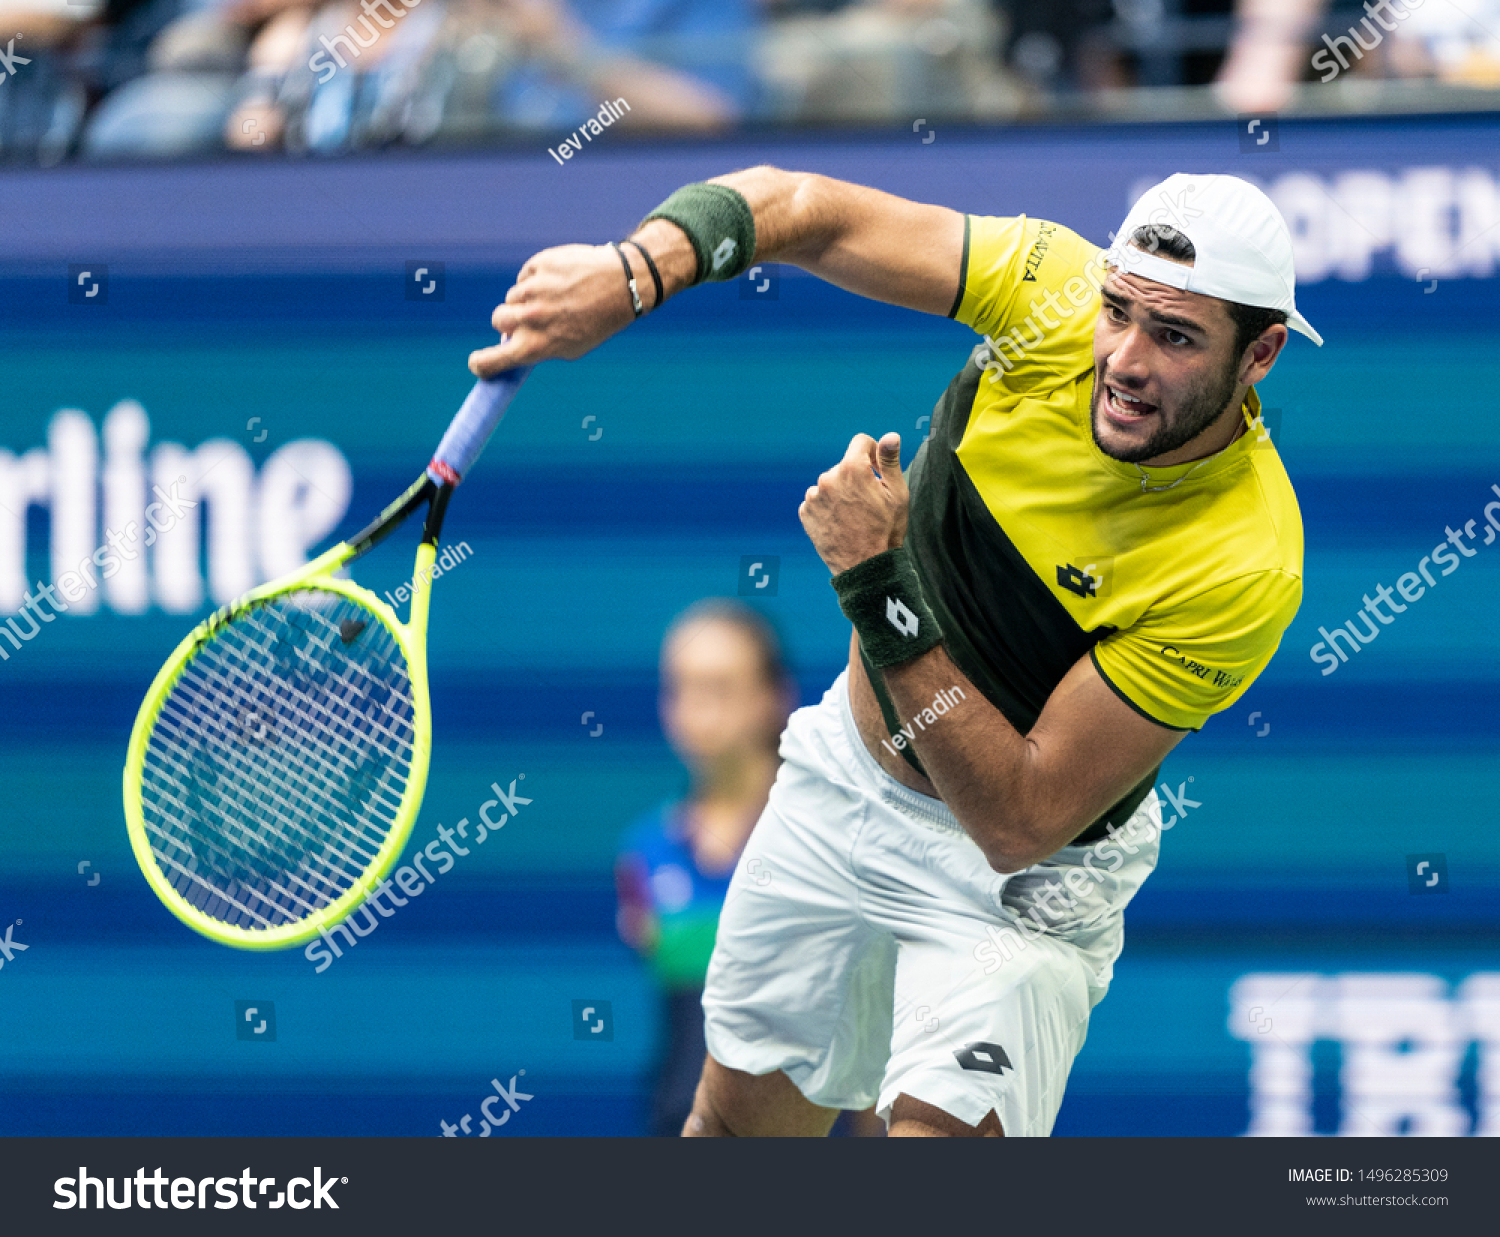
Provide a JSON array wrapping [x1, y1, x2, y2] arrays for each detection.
[[702, 669, 1161, 1135]]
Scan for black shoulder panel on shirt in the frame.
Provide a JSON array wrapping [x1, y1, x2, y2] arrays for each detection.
[[946, 214, 971, 320]]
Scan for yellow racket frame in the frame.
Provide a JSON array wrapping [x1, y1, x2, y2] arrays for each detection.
[[122, 539, 437, 950]]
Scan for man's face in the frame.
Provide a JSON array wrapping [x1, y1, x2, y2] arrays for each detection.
[[1090, 266, 1244, 465]]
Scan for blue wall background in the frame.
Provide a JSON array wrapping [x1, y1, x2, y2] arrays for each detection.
[[1, 116, 1497, 1136]]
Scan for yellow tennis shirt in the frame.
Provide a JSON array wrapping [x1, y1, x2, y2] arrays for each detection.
[[861, 214, 1304, 842]]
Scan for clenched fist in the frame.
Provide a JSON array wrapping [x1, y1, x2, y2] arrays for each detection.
[[799, 433, 909, 575]]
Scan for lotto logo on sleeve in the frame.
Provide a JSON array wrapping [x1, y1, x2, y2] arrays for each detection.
[[954, 1042, 1013, 1075]]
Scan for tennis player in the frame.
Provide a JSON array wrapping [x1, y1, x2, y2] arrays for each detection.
[[470, 170, 1318, 1137]]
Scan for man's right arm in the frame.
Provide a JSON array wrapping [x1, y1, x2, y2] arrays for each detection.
[[469, 167, 966, 377]]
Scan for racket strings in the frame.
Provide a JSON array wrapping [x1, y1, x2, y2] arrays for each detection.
[[145, 634, 410, 925], [154, 649, 397, 884], [162, 652, 399, 864], [139, 588, 418, 931], [147, 700, 398, 926]]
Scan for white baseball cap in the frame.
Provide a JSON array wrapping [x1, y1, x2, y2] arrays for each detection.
[[1104, 173, 1322, 347]]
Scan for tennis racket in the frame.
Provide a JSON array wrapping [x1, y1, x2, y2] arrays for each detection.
[[122, 367, 531, 949]]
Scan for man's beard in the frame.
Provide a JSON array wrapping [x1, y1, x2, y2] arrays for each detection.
[[1089, 360, 1241, 464]]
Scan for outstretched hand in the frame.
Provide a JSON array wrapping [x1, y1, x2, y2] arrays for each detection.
[[798, 432, 909, 575]]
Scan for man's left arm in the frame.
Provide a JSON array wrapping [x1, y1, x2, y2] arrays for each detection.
[[878, 645, 1184, 872]]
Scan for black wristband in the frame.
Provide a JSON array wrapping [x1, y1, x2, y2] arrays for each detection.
[[608, 241, 643, 318], [830, 546, 943, 669], [620, 238, 664, 310], [642, 183, 756, 284]]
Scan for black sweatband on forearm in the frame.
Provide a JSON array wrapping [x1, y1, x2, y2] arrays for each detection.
[[830, 546, 943, 669], [641, 182, 756, 285]]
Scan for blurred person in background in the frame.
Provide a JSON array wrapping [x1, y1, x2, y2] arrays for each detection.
[[1213, 0, 1500, 109], [1214, 0, 1329, 112], [71, 0, 753, 158], [491, 0, 752, 131], [1361, 0, 1500, 88], [998, 0, 1113, 96], [218, 0, 748, 155], [615, 600, 795, 1137], [0, 0, 99, 161], [757, 0, 1025, 122]]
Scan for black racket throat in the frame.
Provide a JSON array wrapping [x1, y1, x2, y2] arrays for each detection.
[[346, 475, 456, 561]]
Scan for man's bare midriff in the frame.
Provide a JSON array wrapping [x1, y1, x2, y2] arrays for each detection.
[[845, 631, 943, 798]]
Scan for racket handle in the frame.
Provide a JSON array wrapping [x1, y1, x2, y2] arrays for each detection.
[[427, 367, 532, 485]]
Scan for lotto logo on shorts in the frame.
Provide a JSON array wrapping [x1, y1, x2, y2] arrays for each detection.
[[954, 1041, 1012, 1075]]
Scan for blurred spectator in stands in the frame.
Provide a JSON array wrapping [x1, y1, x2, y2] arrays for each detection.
[[491, 0, 752, 131], [215, 0, 750, 156], [233, 0, 450, 154], [758, 0, 1025, 122], [75, 0, 752, 158], [1384, 0, 1500, 87], [1213, 0, 1500, 107], [1000, 0, 1113, 95], [0, 0, 98, 162], [615, 599, 795, 1137], [82, 0, 252, 157], [1214, 0, 1327, 111]]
